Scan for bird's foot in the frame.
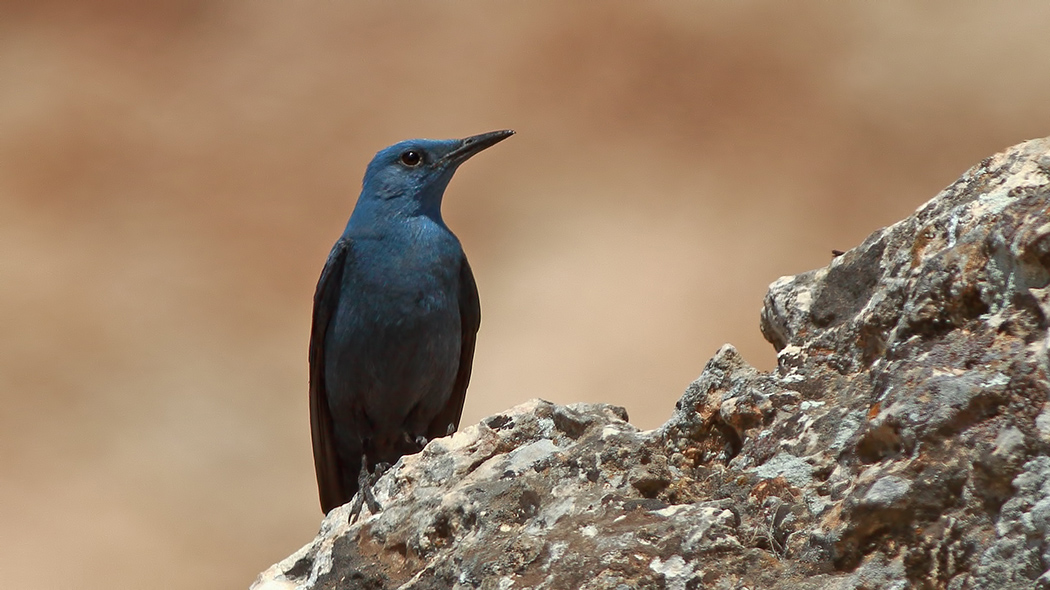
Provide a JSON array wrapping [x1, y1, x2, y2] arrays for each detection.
[[347, 456, 385, 524], [402, 432, 430, 452]]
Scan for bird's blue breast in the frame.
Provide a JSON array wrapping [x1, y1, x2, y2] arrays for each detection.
[[325, 216, 464, 432]]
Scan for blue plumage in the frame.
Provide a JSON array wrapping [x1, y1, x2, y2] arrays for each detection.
[[309, 130, 513, 514]]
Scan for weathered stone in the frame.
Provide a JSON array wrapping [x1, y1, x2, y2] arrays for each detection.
[[254, 138, 1050, 589]]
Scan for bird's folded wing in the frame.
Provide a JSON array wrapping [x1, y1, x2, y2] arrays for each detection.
[[427, 255, 481, 440], [309, 238, 351, 513]]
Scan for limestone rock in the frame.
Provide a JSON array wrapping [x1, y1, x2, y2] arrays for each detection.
[[254, 138, 1050, 589]]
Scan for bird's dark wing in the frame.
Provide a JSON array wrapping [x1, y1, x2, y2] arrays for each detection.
[[426, 255, 481, 440], [309, 238, 352, 513]]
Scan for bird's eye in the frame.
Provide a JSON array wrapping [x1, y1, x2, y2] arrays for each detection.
[[400, 150, 422, 167]]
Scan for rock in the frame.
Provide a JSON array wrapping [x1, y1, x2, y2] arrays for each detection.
[[254, 138, 1050, 589]]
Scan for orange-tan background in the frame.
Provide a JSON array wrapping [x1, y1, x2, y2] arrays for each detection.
[[2, 2, 1049, 588]]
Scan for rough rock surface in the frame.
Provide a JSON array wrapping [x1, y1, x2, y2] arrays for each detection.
[[254, 138, 1050, 590]]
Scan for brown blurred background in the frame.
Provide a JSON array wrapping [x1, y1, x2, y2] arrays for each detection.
[[1, 1, 1048, 587]]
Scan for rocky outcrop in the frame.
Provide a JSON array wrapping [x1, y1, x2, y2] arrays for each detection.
[[254, 138, 1050, 590]]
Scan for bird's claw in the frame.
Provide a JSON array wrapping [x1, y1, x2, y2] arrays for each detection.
[[348, 456, 384, 524]]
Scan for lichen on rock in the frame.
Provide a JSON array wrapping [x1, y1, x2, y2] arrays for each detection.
[[254, 138, 1050, 590]]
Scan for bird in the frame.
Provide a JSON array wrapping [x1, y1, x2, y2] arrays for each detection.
[[309, 130, 513, 515]]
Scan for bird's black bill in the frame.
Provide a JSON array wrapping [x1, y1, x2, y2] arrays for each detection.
[[443, 129, 514, 164]]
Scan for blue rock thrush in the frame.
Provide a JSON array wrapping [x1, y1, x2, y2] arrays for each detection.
[[309, 130, 513, 514]]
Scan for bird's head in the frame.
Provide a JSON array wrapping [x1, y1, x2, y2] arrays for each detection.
[[352, 130, 514, 223]]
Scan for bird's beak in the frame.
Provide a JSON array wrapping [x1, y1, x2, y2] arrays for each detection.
[[442, 130, 515, 165]]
